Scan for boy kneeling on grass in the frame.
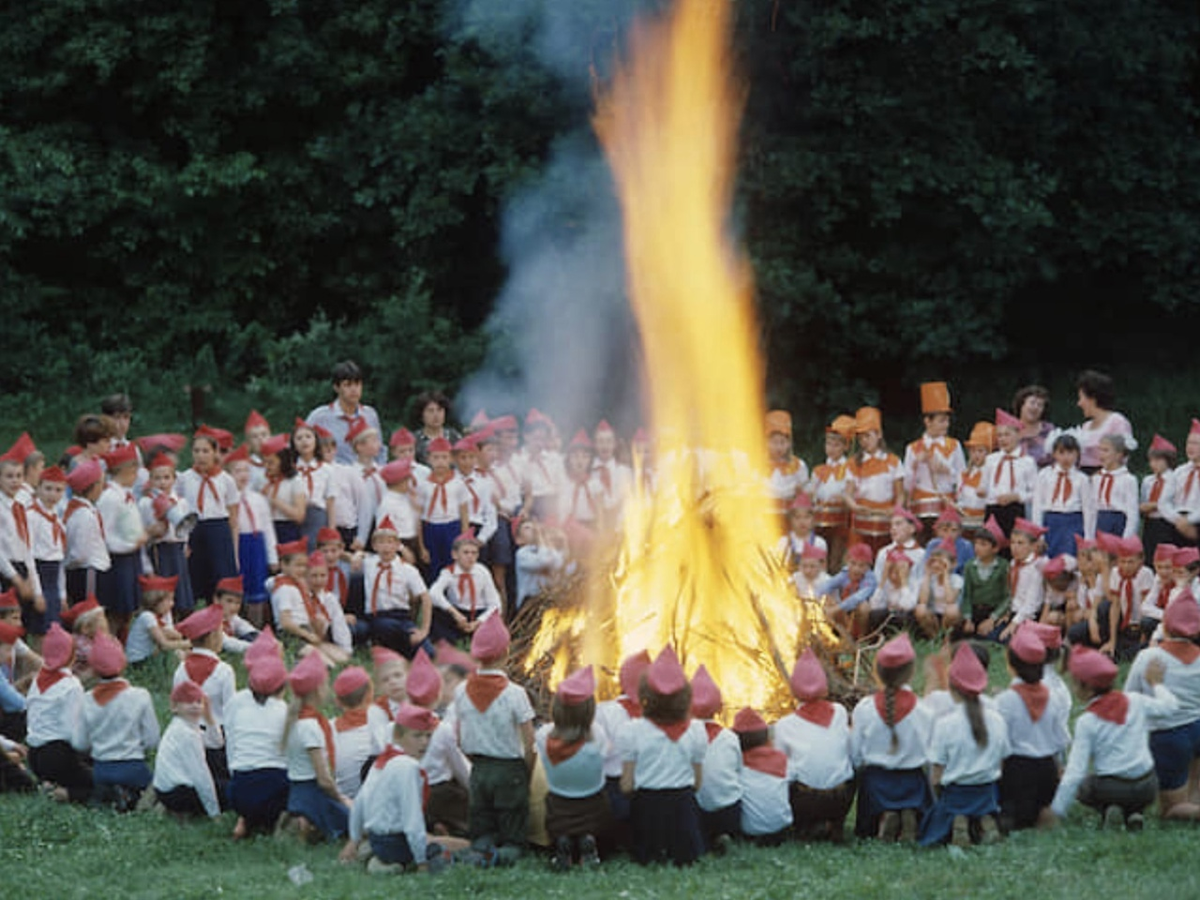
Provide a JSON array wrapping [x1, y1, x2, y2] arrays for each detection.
[[339, 703, 468, 874]]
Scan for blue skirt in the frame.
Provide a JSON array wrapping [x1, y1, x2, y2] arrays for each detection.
[[188, 519, 237, 605], [1043, 511, 1084, 559], [1095, 510, 1127, 539], [227, 768, 289, 830], [287, 779, 349, 840], [65, 567, 97, 605], [29, 560, 63, 634], [631, 787, 705, 866], [488, 516, 516, 567], [422, 520, 459, 580], [1149, 719, 1200, 791], [274, 520, 301, 546], [150, 542, 195, 614], [238, 532, 270, 605], [97, 551, 142, 616], [93, 759, 153, 790], [854, 766, 933, 838], [919, 782, 1000, 846]]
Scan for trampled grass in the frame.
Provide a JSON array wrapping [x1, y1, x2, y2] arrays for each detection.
[[3, 639, 1194, 899]]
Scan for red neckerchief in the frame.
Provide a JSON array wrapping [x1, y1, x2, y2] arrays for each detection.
[[1009, 557, 1027, 595], [196, 468, 221, 513], [652, 719, 691, 742], [301, 588, 326, 629], [1149, 474, 1165, 505], [65, 498, 104, 540], [1012, 683, 1049, 722], [373, 745, 430, 808], [1118, 577, 1135, 630], [465, 673, 508, 713], [742, 746, 788, 778], [299, 705, 336, 770], [327, 567, 348, 606], [617, 696, 642, 719], [36, 667, 70, 694], [1098, 472, 1115, 506], [796, 699, 836, 728], [92, 679, 129, 707], [994, 453, 1018, 488], [545, 736, 586, 765], [1052, 469, 1073, 505], [264, 474, 283, 501], [873, 689, 918, 724], [9, 500, 29, 546], [240, 496, 257, 532], [1161, 640, 1200, 665], [375, 696, 395, 720], [1088, 691, 1129, 725], [456, 567, 477, 616], [335, 708, 370, 732], [370, 560, 394, 615], [462, 476, 480, 515], [841, 577, 862, 600], [297, 461, 319, 498], [426, 471, 453, 516], [704, 721, 723, 743], [1157, 584, 1173, 609], [184, 652, 219, 685], [30, 501, 66, 551]]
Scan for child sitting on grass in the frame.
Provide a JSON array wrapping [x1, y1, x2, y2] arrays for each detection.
[[331, 666, 379, 800], [282, 652, 351, 842], [733, 706, 792, 845], [125, 575, 189, 665], [152, 679, 221, 819], [690, 665, 741, 855]]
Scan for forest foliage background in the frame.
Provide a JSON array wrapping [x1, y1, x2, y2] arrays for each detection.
[[2, 0, 1198, 455]]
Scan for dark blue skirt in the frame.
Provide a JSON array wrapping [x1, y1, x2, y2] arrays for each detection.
[[488, 516, 516, 567], [273, 520, 301, 546], [1043, 511, 1084, 559], [238, 532, 270, 605], [422, 520, 459, 580], [97, 551, 142, 616], [188, 519, 237, 605], [287, 778, 349, 840], [150, 542, 195, 614], [93, 758, 153, 790], [1149, 719, 1200, 791], [29, 560, 63, 634], [631, 787, 705, 866], [919, 782, 1000, 846], [65, 567, 96, 605], [227, 767, 289, 830], [855, 766, 933, 838], [1095, 510, 1127, 539]]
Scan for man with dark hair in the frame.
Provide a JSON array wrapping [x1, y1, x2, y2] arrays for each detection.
[[307, 360, 386, 465]]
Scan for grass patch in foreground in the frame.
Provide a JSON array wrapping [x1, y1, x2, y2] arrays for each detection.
[[1, 793, 1198, 900]]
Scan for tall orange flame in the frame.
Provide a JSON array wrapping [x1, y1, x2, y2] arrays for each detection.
[[524, 0, 835, 720]]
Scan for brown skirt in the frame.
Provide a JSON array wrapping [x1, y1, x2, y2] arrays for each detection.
[[545, 788, 614, 842], [426, 780, 470, 838], [790, 779, 856, 831]]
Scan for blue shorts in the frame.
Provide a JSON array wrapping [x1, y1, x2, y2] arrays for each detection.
[[1149, 720, 1200, 791]]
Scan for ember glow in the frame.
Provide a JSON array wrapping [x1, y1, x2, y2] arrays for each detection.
[[523, 0, 837, 719]]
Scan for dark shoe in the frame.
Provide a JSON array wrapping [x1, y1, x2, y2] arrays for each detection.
[[579, 834, 601, 868], [551, 836, 573, 872], [1127, 813, 1144, 833], [712, 833, 733, 856], [878, 810, 900, 842]]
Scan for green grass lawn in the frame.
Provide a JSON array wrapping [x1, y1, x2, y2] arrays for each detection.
[[3, 639, 1197, 899]]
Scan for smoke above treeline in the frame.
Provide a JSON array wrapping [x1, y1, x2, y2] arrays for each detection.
[[448, 0, 665, 439]]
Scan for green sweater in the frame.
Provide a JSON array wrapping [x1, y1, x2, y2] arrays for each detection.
[[961, 557, 1011, 619]]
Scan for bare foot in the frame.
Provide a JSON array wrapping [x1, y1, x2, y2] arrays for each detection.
[[232, 817, 248, 840]]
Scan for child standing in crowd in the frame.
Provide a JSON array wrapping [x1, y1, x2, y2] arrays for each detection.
[[811, 415, 856, 573], [177, 432, 238, 606], [996, 518, 1046, 641], [260, 433, 305, 546], [1142, 436, 1178, 562], [227, 448, 275, 624], [903, 382, 965, 541], [28, 465, 68, 633], [765, 411, 808, 510], [1089, 434, 1140, 539], [957, 423, 993, 533], [477, 418, 524, 604], [980, 409, 1036, 541], [375, 460, 421, 560], [63, 460, 110, 606], [348, 421, 386, 550], [848, 408, 904, 555], [96, 444, 147, 635], [1164, 420, 1200, 546], [591, 420, 632, 523], [140, 454, 195, 615], [292, 420, 336, 552], [1032, 435, 1089, 559], [416, 438, 470, 578]]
